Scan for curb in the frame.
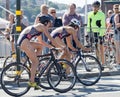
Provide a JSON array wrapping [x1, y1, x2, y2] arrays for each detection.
[[102, 70, 120, 76]]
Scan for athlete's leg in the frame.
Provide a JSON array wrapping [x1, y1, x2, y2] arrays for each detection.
[[20, 39, 39, 83], [94, 33, 99, 59], [30, 42, 43, 56], [54, 37, 71, 74]]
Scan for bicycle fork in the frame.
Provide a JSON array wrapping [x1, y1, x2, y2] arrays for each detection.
[[81, 57, 91, 72]]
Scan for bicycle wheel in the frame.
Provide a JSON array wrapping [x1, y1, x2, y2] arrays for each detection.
[[3, 52, 28, 69], [1, 62, 30, 96], [47, 59, 76, 93], [38, 57, 52, 89], [3, 53, 16, 68], [76, 55, 102, 86]]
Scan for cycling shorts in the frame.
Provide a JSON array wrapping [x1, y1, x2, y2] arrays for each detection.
[[90, 32, 104, 45]]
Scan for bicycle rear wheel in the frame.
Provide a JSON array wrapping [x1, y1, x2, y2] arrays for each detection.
[[47, 59, 76, 93], [1, 62, 30, 96], [76, 55, 102, 86], [3, 53, 16, 68]]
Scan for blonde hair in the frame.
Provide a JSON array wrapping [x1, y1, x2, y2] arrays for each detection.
[[40, 4, 48, 12]]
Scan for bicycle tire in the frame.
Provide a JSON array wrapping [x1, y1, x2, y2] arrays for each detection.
[[1, 62, 30, 96], [76, 55, 102, 86], [47, 59, 76, 93], [3, 52, 16, 68]]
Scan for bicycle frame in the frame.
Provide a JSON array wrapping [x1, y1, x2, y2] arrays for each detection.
[[36, 49, 60, 78], [71, 50, 90, 71]]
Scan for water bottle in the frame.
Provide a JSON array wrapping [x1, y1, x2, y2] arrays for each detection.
[[21, 52, 26, 63]]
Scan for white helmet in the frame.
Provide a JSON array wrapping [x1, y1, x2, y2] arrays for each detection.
[[70, 18, 80, 27]]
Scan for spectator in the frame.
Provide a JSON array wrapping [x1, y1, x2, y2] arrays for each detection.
[[10, 15, 27, 54], [34, 4, 54, 54], [114, 6, 120, 70], [7, 13, 15, 29], [106, 4, 120, 70], [4, 13, 15, 54], [34, 4, 54, 25], [49, 7, 62, 27], [105, 10, 115, 55], [62, 3, 83, 47], [62, 3, 83, 26], [105, 10, 114, 43], [87, 1, 106, 69], [10, 16, 27, 42], [106, 10, 113, 28], [107, 4, 120, 32], [5, 13, 15, 40]]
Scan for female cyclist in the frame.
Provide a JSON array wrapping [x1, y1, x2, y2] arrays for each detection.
[[50, 18, 91, 73], [17, 15, 62, 89]]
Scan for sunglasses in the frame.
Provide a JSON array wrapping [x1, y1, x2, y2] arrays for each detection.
[[108, 12, 112, 14], [114, 8, 119, 9], [51, 11, 56, 14]]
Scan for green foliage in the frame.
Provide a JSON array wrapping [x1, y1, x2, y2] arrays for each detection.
[[48, 1, 68, 10], [22, 6, 40, 24], [0, 0, 68, 24]]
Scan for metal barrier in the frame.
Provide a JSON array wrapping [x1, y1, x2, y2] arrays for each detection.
[[0, 34, 12, 58]]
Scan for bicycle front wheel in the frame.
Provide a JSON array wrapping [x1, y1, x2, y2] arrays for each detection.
[[76, 55, 102, 86], [47, 59, 76, 93], [1, 62, 30, 96]]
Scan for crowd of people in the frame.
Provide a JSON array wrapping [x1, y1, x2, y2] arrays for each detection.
[[1, 1, 120, 89]]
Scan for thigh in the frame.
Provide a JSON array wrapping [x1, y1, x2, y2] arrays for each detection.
[[55, 37, 66, 47], [20, 39, 38, 63], [30, 42, 42, 50]]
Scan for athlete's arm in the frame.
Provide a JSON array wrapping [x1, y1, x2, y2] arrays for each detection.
[[42, 26, 64, 49], [71, 29, 91, 51], [66, 36, 77, 51], [37, 35, 53, 48], [114, 14, 120, 28]]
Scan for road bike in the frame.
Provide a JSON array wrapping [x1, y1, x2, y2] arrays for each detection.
[[1, 48, 76, 96]]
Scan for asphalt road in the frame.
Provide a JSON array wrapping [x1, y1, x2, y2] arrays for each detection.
[[0, 75, 120, 97], [0, 58, 120, 97]]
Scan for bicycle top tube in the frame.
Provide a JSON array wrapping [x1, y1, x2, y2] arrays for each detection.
[[37, 48, 59, 59]]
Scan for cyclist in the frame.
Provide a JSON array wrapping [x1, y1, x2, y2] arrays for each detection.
[[17, 15, 62, 89], [86, 1, 106, 69], [50, 18, 90, 62]]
